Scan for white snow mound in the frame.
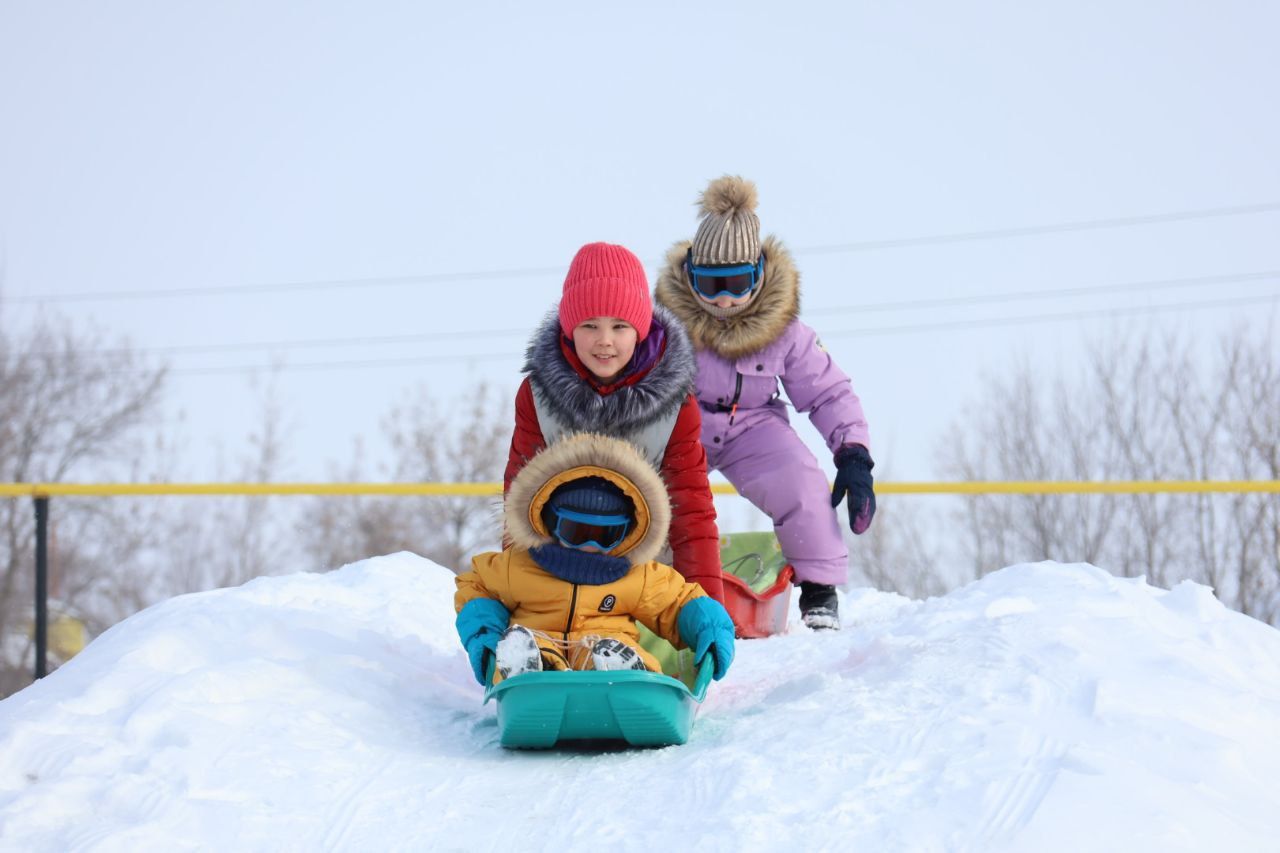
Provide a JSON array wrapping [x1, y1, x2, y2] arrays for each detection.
[[2, 555, 1278, 852]]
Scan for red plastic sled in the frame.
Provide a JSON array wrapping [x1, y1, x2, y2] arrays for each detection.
[[718, 531, 795, 638], [722, 563, 794, 638]]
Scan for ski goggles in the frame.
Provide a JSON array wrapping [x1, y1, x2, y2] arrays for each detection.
[[685, 249, 765, 300], [551, 507, 631, 551]]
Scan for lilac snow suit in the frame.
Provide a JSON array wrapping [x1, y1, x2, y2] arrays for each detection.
[[655, 236, 871, 585]]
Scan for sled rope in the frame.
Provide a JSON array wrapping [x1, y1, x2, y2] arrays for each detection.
[[519, 626, 608, 672]]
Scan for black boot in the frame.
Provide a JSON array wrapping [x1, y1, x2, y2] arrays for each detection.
[[799, 582, 840, 631]]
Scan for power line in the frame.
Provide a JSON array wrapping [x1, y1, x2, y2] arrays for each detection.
[[169, 350, 523, 376], [813, 270, 1280, 315], [9, 201, 1280, 304], [799, 201, 1280, 255], [140, 289, 1277, 377], [6, 266, 565, 304], [821, 291, 1279, 339], [27, 268, 1280, 359], [92, 327, 532, 358]]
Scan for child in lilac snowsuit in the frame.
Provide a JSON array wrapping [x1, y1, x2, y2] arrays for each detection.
[[655, 175, 876, 630]]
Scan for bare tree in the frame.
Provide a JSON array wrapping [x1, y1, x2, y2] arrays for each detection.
[[0, 315, 166, 693], [1217, 329, 1280, 621], [942, 359, 1121, 574], [18, 370, 302, 696], [158, 370, 294, 593], [299, 382, 509, 574], [297, 435, 422, 570], [939, 322, 1280, 623], [846, 494, 949, 599]]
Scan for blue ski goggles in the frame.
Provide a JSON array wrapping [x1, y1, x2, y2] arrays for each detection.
[[685, 249, 765, 300], [551, 507, 631, 551]]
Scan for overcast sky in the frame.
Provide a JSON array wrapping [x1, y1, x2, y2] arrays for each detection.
[[2, 1, 1278, 490]]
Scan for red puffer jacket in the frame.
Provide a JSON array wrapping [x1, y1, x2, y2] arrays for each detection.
[[504, 307, 724, 604]]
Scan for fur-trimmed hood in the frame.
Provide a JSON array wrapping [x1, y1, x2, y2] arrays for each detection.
[[523, 303, 696, 433], [504, 433, 672, 567], [654, 234, 800, 360]]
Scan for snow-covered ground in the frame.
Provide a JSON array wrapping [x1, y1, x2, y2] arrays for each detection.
[[2, 553, 1278, 852]]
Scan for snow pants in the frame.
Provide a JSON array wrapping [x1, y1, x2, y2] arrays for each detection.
[[706, 415, 848, 586]]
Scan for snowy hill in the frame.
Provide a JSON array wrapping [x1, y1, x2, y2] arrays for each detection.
[[2, 554, 1278, 852]]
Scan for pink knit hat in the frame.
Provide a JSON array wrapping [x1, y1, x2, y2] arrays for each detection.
[[558, 242, 653, 339]]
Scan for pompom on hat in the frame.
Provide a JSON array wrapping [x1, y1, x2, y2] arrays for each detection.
[[692, 175, 761, 266], [558, 242, 653, 339]]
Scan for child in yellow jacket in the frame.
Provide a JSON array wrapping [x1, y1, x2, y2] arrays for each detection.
[[455, 433, 735, 683]]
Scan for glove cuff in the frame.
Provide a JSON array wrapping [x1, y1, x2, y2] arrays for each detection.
[[677, 596, 731, 649], [455, 597, 510, 644], [836, 443, 874, 470]]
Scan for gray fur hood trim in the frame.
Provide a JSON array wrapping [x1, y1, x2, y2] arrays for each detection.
[[523, 302, 696, 434]]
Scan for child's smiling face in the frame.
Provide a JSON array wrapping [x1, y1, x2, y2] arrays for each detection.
[[572, 316, 638, 382]]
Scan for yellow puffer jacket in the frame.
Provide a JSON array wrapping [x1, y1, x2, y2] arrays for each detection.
[[455, 433, 709, 675], [456, 548, 704, 673]]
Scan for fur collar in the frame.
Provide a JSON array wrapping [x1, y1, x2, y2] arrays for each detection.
[[654, 234, 800, 359], [524, 303, 695, 433]]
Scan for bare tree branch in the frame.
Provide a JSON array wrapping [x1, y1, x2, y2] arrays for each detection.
[[937, 321, 1280, 624]]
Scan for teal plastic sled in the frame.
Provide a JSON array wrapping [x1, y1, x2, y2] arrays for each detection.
[[483, 650, 714, 749]]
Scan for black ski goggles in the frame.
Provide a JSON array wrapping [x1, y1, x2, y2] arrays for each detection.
[[685, 249, 765, 300], [551, 508, 631, 552]]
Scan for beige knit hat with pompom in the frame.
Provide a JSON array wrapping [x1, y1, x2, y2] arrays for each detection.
[[691, 175, 761, 266]]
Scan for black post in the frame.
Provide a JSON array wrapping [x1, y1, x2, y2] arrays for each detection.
[[34, 496, 49, 680]]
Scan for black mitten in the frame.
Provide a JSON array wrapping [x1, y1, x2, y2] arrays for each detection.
[[831, 444, 876, 535]]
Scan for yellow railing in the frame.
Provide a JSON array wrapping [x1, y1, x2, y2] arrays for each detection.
[[0, 483, 499, 497], [8, 478, 1279, 682], [2, 480, 1280, 497]]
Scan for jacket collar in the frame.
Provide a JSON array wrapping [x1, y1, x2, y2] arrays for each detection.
[[524, 303, 696, 434], [528, 544, 631, 585]]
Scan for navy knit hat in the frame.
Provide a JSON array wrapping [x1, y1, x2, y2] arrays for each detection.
[[541, 476, 634, 532]]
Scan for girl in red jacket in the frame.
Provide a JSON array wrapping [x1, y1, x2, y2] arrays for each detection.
[[505, 241, 724, 603]]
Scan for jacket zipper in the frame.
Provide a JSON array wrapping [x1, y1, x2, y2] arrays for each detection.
[[563, 583, 579, 641]]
